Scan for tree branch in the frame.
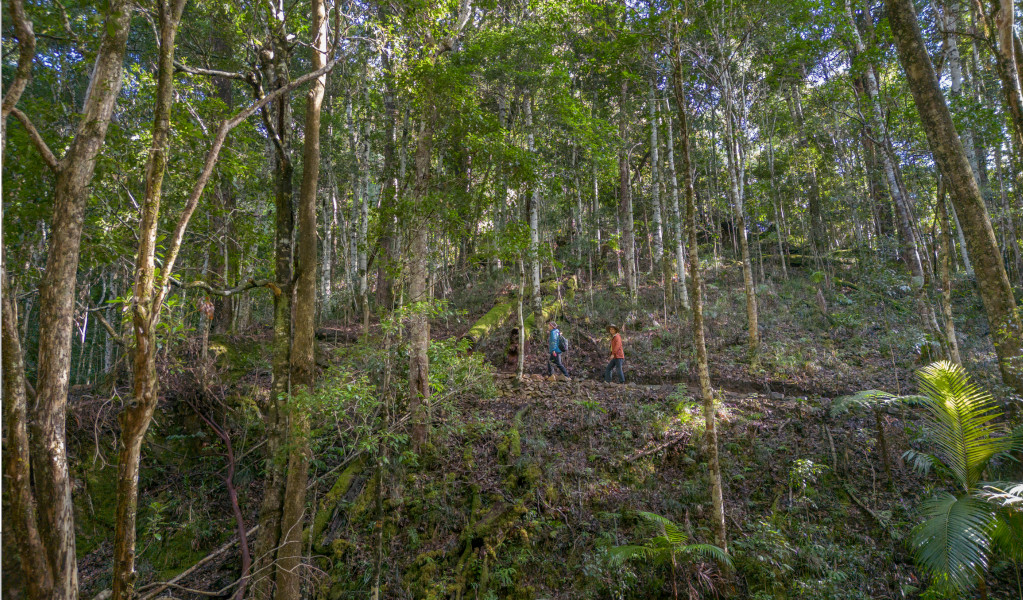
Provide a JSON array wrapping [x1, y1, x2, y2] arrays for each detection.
[[171, 277, 281, 297], [174, 61, 256, 84], [152, 54, 343, 313], [86, 307, 127, 347], [1, 0, 37, 131], [10, 107, 59, 171]]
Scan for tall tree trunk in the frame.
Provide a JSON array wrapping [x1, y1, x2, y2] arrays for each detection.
[[376, 20, 399, 313], [2, 272, 52, 599], [937, 183, 963, 364], [887, 0, 1023, 392], [23, 1, 133, 596], [649, 82, 664, 270], [988, 0, 1023, 151], [664, 96, 691, 310], [787, 86, 826, 258], [274, 0, 327, 595], [525, 93, 544, 327], [112, 2, 187, 598], [619, 80, 638, 300], [847, 0, 942, 340], [252, 23, 295, 600], [1, 1, 54, 596], [409, 112, 435, 449], [720, 70, 759, 367], [671, 62, 727, 551], [211, 33, 237, 334]]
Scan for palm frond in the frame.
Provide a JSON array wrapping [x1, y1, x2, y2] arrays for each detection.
[[915, 361, 1012, 490], [635, 511, 689, 545], [978, 481, 1023, 512], [909, 491, 996, 591], [679, 543, 734, 569], [992, 512, 1023, 563], [607, 544, 657, 566]]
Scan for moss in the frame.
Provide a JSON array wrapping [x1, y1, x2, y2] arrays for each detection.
[[498, 427, 521, 465], [311, 457, 366, 548], [149, 527, 209, 581], [74, 462, 118, 556]]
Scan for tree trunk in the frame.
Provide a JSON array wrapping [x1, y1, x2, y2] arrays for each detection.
[[28, 1, 132, 597], [937, 183, 962, 364], [671, 62, 728, 551], [273, 0, 327, 596], [990, 0, 1023, 152], [721, 70, 760, 367], [649, 82, 664, 270], [663, 96, 691, 310], [409, 113, 435, 450], [525, 93, 545, 328], [1, 1, 54, 596], [887, 0, 1023, 392], [111, 3, 187, 597], [619, 80, 638, 300], [252, 22, 295, 600], [787, 86, 826, 259], [2, 271, 52, 599]]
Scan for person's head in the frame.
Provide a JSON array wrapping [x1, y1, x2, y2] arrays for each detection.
[[608, 325, 619, 335], [548, 321, 557, 331]]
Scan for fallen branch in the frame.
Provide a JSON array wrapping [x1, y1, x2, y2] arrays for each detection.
[[843, 483, 890, 534], [620, 431, 691, 465]]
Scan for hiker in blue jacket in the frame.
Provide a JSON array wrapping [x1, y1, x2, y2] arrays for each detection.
[[546, 321, 570, 378]]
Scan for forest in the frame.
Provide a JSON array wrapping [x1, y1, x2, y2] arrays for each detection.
[[2, 0, 1023, 597]]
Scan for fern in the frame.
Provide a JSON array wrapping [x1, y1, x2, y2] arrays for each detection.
[[609, 511, 733, 570]]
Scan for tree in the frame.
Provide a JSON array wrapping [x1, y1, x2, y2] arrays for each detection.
[[670, 54, 728, 551], [886, 0, 1023, 393], [4, 0, 133, 595]]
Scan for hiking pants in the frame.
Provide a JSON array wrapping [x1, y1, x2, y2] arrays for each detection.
[[547, 352, 569, 376], [604, 358, 625, 383]]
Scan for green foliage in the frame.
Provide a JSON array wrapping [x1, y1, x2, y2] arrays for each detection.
[[910, 362, 1018, 492], [608, 511, 732, 571]]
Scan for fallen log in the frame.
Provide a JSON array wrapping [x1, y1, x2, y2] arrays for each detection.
[[462, 293, 515, 349], [463, 276, 578, 348]]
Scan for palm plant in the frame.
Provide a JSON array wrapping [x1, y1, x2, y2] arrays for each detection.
[[900, 361, 1020, 594], [610, 511, 732, 599]]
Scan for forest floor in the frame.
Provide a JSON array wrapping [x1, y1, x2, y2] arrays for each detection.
[[67, 259, 1023, 599]]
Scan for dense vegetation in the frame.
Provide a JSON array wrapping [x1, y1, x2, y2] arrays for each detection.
[[2, 0, 1022, 598]]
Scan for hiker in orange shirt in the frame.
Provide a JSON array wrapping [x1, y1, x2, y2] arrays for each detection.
[[603, 325, 625, 384]]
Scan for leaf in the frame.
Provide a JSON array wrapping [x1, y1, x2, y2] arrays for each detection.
[[915, 361, 1013, 490], [909, 491, 995, 591]]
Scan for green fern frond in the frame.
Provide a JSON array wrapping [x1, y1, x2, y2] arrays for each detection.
[[831, 390, 895, 416], [915, 361, 1013, 490], [607, 544, 657, 566], [909, 491, 996, 591], [901, 449, 937, 477], [679, 543, 735, 569]]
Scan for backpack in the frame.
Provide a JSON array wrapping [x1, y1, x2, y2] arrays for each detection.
[[557, 332, 568, 353]]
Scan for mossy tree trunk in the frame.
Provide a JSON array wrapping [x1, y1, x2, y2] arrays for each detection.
[[671, 59, 728, 551], [887, 0, 1023, 393], [113, 3, 187, 594]]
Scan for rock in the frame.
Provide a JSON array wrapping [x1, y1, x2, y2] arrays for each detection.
[[769, 392, 785, 400]]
